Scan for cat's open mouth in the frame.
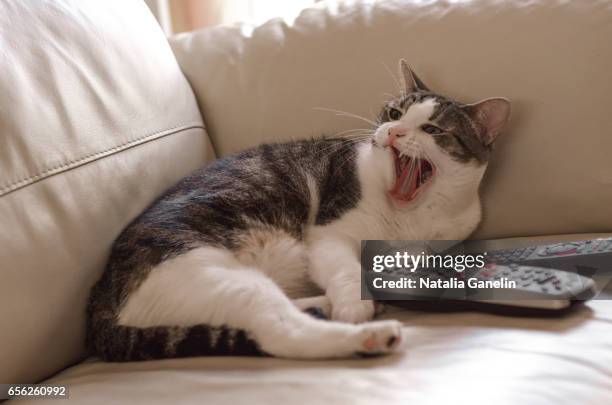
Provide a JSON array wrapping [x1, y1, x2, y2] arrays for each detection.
[[389, 147, 435, 203]]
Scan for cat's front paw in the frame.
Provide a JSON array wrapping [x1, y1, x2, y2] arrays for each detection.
[[332, 299, 376, 323], [354, 320, 403, 356]]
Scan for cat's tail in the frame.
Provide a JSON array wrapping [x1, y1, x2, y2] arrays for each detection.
[[86, 316, 264, 362]]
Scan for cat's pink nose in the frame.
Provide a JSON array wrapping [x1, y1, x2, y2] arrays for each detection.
[[388, 127, 407, 144]]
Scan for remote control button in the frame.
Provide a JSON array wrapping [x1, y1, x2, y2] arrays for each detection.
[[537, 276, 555, 285]]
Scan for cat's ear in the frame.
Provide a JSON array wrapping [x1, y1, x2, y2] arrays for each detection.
[[399, 59, 430, 93], [462, 98, 511, 146]]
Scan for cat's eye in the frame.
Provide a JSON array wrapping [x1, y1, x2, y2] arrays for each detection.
[[388, 108, 403, 121], [421, 124, 444, 135]]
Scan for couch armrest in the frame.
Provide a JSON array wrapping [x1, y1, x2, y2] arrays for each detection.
[[0, 0, 214, 384]]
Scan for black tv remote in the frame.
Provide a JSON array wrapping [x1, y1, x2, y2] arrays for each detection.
[[484, 237, 612, 275]]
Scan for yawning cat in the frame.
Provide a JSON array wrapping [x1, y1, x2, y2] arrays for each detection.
[[87, 60, 510, 361]]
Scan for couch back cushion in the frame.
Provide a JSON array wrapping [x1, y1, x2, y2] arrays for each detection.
[[171, 0, 612, 239], [0, 0, 214, 383]]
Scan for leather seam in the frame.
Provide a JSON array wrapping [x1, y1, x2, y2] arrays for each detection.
[[0, 123, 206, 197]]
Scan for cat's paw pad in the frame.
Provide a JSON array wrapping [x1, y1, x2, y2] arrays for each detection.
[[355, 320, 403, 355], [332, 300, 376, 323]]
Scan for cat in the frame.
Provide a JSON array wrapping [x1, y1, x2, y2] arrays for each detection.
[[86, 60, 510, 361]]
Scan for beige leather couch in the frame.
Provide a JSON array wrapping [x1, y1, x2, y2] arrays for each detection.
[[1, 0, 611, 404]]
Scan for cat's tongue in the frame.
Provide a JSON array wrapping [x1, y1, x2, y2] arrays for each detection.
[[389, 151, 434, 203]]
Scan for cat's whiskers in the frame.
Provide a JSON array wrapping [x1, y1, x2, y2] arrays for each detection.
[[313, 107, 378, 127], [313, 139, 364, 160], [332, 128, 375, 138], [316, 130, 374, 155], [315, 135, 375, 176], [416, 143, 435, 167], [381, 61, 403, 96], [397, 140, 422, 159], [331, 147, 364, 177], [323, 139, 370, 159]]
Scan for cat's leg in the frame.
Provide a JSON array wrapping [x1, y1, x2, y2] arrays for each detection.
[[308, 236, 381, 323], [118, 247, 402, 359]]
